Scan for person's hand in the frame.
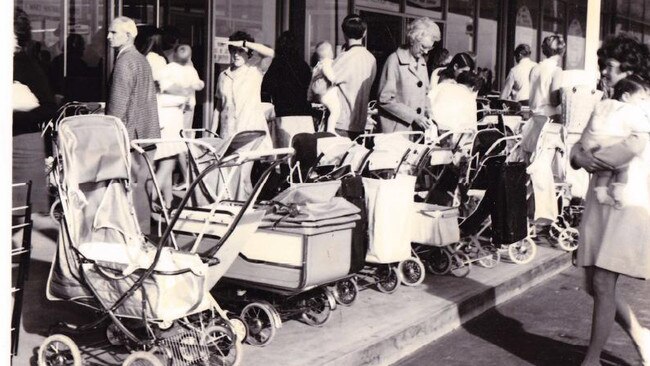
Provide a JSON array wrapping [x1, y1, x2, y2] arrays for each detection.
[[572, 146, 615, 173], [225, 40, 246, 48], [413, 115, 433, 129]]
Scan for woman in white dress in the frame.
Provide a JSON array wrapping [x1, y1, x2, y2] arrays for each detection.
[[212, 31, 274, 200]]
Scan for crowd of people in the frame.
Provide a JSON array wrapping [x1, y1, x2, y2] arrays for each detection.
[[11, 7, 650, 365]]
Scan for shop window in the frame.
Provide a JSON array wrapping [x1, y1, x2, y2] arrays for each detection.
[[615, 18, 629, 34], [122, 0, 156, 25], [356, 0, 400, 12], [212, 0, 277, 66], [644, 25, 650, 46], [617, 0, 630, 14], [541, 0, 565, 63], [305, 0, 347, 63], [630, 0, 644, 19], [630, 21, 644, 41], [645, 0, 650, 21], [476, 0, 498, 75], [566, 5, 586, 70], [446, 0, 475, 57], [16, 0, 106, 103], [514, 0, 539, 61], [405, 0, 443, 19]]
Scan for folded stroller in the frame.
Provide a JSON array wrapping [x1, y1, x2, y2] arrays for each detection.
[[41, 115, 285, 366]]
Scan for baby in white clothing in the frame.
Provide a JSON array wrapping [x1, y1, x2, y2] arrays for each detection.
[[158, 44, 204, 110], [581, 75, 650, 208], [309, 41, 340, 134]]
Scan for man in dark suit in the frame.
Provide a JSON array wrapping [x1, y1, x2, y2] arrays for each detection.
[[106, 16, 160, 235]]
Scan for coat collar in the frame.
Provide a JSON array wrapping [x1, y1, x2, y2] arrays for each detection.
[[396, 47, 428, 84]]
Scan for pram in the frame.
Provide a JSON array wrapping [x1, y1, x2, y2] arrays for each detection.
[[41, 115, 284, 366]]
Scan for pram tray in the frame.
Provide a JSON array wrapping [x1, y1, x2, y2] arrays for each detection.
[[224, 224, 354, 293], [411, 203, 460, 247]]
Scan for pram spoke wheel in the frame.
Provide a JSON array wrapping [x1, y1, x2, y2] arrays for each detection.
[[332, 278, 359, 306], [557, 228, 579, 252], [398, 257, 426, 286], [122, 350, 163, 366], [37, 334, 82, 366], [477, 248, 501, 269], [507, 238, 537, 264], [376, 266, 400, 294], [300, 289, 335, 327], [105, 323, 125, 346], [204, 324, 241, 366], [450, 253, 471, 278], [241, 302, 278, 347], [424, 247, 452, 275]]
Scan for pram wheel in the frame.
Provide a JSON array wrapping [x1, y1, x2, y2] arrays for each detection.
[[227, 315, 249, 344], [557, 227, 579, 252], [507, 238, 537, 264], [331, 278, 359, 306], [477, 247, 501, 268], [300, 289, 336, 327], [105, 323, 125, 346], [398, 257, 426, 286], [37, 334, 82, 366], [122, 350, 163, 366], [424, 247, 452, 275], [204, 324, 242, 366], [241, 302, 279, 347], [376, 266, 400, 294], [450, 253, 471, 278]]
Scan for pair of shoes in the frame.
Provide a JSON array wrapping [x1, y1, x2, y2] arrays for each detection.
[[173, 183, 188, 191]]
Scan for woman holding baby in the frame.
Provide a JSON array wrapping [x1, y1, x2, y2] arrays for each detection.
[[571, 33, 650, 366]]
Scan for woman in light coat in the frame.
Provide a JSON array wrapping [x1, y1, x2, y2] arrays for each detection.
[[377, 17, 440, 134]]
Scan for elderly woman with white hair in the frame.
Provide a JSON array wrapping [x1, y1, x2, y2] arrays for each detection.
[[378, 17, 441, 134]]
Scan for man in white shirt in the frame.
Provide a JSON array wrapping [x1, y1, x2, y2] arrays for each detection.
[[331, 14, 377, 139], [500, 44, 537, 103], [528, 35, 565, 118]]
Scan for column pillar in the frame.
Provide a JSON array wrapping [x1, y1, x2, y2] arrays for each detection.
[[585, 0, 601, 78]]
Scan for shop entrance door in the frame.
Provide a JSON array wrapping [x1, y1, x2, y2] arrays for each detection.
[[358, 10, 403, 98]]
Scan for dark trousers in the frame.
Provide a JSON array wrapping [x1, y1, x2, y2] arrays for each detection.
[[131, 150, 154, 236]]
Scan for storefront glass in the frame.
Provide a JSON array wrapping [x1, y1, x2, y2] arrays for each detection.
[[541, 0, 565, 64], [446, 0, 475, 57], [16, 0, 105, 102], [476, 0, 498, 74], [566, 5, 586, 70], [514, 0, 538, 61], [405, 0, 443, 19], [356, 0, 400, 12], [305, 0, 347, 62]]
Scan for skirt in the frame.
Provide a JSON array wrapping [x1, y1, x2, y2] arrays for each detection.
[[155, 105, 185, 160]]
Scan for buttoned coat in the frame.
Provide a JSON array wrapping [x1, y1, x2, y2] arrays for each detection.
[[106, 46, 160, 141], [378, 47, 431, 133]]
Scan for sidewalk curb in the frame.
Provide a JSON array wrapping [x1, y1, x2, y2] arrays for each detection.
[[319, 252, 572, 366]]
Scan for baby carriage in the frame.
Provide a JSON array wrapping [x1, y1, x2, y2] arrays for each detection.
[[40, 115, 281, 366]]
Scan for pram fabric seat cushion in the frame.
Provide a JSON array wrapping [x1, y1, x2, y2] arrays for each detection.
[[411, 203, 460, 246]]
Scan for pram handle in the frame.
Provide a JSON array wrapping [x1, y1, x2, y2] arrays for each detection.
[[131, 138, 220, 154], [179, 128, 220, 139], [354, 131, 425, 143], [223, 147, 295, 164]]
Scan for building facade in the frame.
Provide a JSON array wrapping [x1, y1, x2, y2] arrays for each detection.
[[14, 0, 650, 127]]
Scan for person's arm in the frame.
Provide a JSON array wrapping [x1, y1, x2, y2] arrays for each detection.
[[549, 67, 563, 107], [105, 58, 134, 123], [227, 40, 274, 59], [377, 53, 422, 127], [500, 70, 515, 100], [321, 59, 336, 84]]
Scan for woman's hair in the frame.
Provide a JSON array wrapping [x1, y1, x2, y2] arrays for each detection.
[[276, 31, 300, 60], [514, 43, 532, 62], [541, 34, 566, 57], [597, 33, 650, 79], [341, 14, 367, 40], [426, 46, 449, 75], [229, 31, 255, 58], [136, 26, 165, 58], [406, 17, 440, 46], [612, 74, 649, 100], [14, 7, 32, 50], [437, 52, 475, 82], [457, 71, 483, 92]]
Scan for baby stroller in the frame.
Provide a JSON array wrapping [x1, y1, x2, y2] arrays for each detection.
[[41, 115, 278, 366]]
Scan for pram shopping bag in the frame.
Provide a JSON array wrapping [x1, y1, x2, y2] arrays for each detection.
[[411, 203, 460, 246], [363, 174, 416, 263], [337, 175, 368, 274]]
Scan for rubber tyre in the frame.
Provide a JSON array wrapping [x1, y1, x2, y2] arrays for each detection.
[[557, 227, 579, 252], [398, 257, 426, 286], [241, 302, 278, 347], [332, 278, 359, 307], [300, 289, 335, 327], [376, 266, 400, 294], [425, 247, 452, 275], [204, 324, 242, 366], [450, 252, 471, 278], [508, 238, 537, 264], [38, 334, 82, 366], [122, 351, 164, 366]]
